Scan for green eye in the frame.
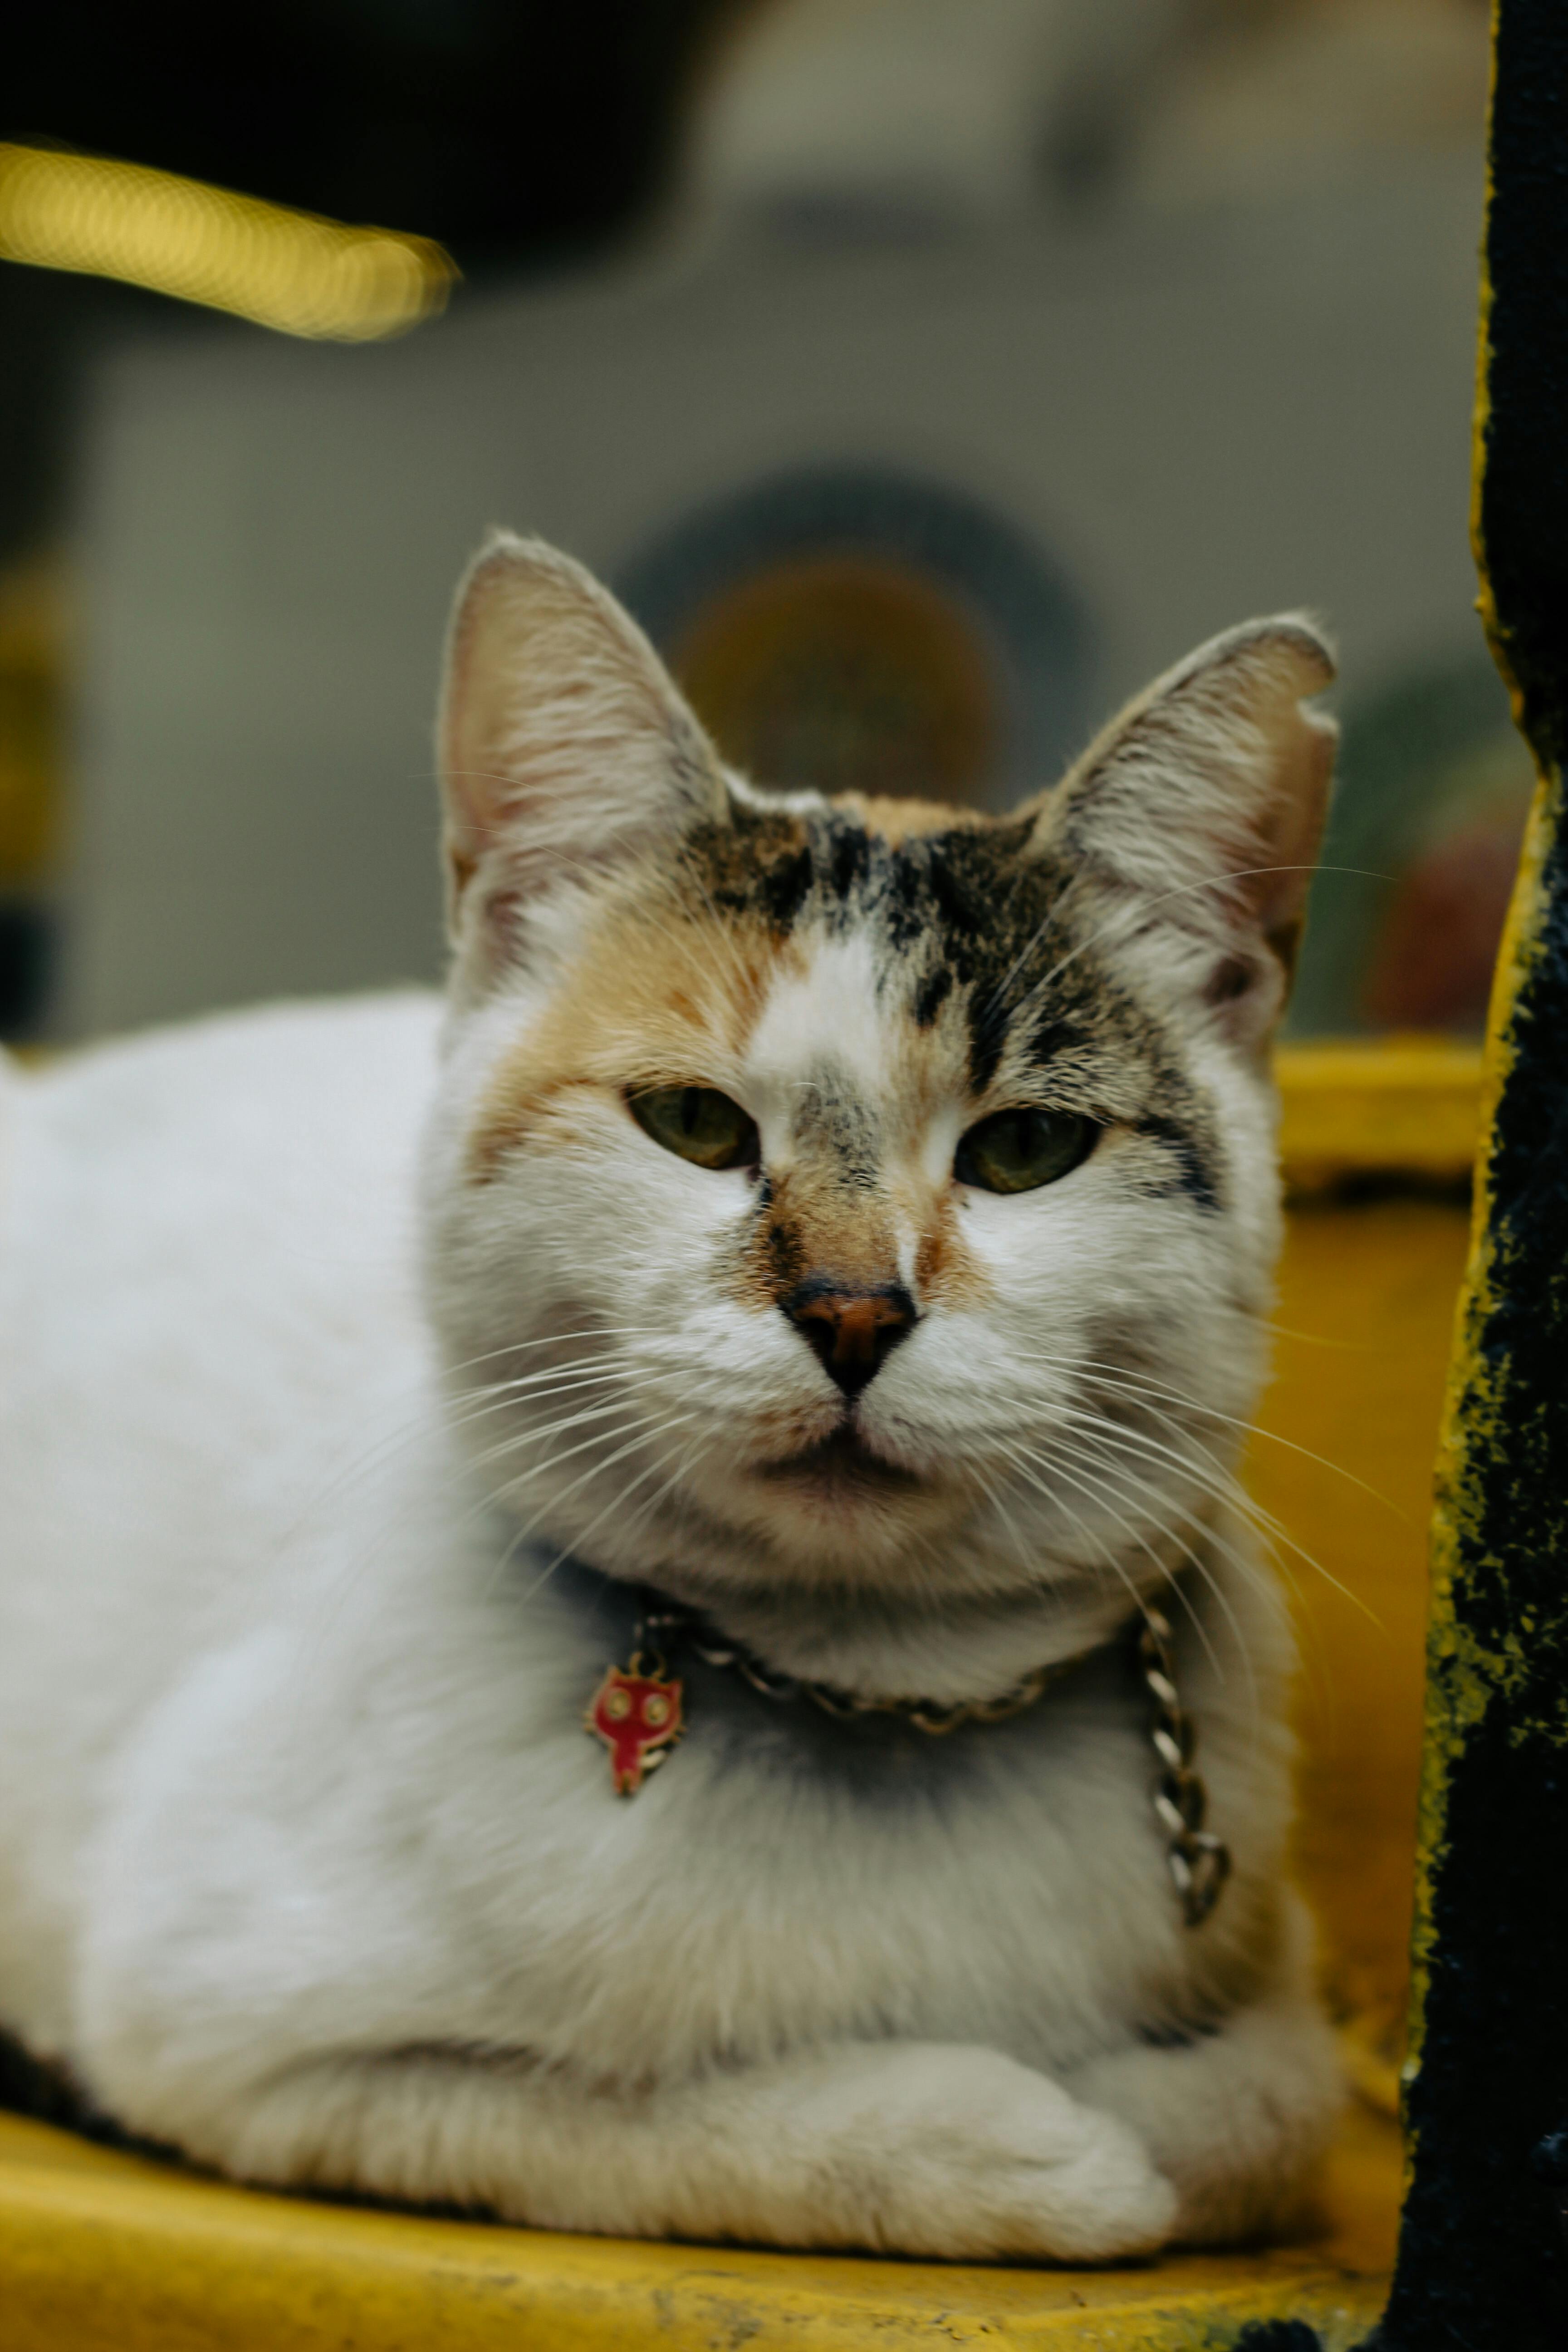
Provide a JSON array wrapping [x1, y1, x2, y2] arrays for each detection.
[[627, 1085, 759, 1171], [955, 1107, 1095, 1195]]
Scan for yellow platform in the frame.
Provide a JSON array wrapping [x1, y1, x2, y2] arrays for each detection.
[[1, 1037, 1477, 2349], [0, 2102, 1399, 2352]]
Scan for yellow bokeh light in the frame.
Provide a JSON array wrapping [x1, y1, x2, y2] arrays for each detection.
[[0, 144, 456, 341]]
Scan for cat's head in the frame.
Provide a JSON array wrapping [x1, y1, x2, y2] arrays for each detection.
[[421, 533, 1334, 1690]]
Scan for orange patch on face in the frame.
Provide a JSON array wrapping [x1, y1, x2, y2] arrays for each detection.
[[913, 1187, 992, 1308], [726, 1156, 991, 1325], [831, 792, 990, 846], [466, 892, 798, 1182], [725, 1161, 904, 1315]]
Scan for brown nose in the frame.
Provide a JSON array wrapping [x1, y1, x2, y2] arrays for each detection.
[[783, 1279, 916, 1397]]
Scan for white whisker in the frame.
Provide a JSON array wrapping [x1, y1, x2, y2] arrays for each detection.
[[496, 1412, 704, 1585], [1064, 1353, 1403, 1524], [437, 1326, 670, 1381], [1061, 1362, 1382, 1624], [992, 1431, 1230, 1684], [463, 1397, 645, 1477]]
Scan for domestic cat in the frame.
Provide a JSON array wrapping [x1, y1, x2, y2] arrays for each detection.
[[0, 533, 1342, 2259]]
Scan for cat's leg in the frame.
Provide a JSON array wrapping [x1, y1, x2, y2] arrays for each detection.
[[161, 2039, 1179, 2261], [1061, 1988, 1344, 2244]]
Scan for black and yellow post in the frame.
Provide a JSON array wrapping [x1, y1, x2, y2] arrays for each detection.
[[1369, 3, 1568, 2346]]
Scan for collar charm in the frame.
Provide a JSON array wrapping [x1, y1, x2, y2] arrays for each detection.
[[586, 1654, 684, 1794]]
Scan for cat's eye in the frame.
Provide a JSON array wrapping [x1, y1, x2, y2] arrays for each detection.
[[955, 1107, 1095, 1195], [627, 1085, 759, 1171]]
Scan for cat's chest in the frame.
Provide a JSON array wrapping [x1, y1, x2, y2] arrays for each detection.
[[395, 1604, 1182, 2077]]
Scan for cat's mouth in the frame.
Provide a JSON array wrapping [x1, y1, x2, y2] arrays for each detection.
[[755, 1424, 926, 1499]]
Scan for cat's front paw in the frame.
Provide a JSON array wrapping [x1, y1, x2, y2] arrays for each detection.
[[830, 2043, 1179, 2261]]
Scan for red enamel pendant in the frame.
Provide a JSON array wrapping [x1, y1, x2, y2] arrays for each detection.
[[586, 1656, 685, 1795]]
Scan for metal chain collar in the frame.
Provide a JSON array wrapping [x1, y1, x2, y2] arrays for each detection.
[[1138, 1605, 1232, 1928], [632, 1591, 1232, 1926], [635, 1601, 1078, 1736]]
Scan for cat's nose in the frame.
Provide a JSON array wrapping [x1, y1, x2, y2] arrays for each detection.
[[783, 1280, 916, 1397]]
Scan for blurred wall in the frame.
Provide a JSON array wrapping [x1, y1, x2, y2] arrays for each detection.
[[59, 0, 1493, 1037]]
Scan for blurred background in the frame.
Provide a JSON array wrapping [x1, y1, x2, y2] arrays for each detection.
[[0, 0, 1517, 1045]]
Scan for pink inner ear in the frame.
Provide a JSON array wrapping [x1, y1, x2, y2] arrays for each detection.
[[440, 642, 515, 869], [1250, 703, 1338, 933]]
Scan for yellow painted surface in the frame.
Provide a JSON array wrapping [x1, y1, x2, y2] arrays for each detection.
[[0, 1043, 1475, 2346], [0, 2103, 1397, 2352], [1254, 1198, 1469, 2092], [1264, 1040, 1477, 2089], [1276, 1037, 1482, 1190]]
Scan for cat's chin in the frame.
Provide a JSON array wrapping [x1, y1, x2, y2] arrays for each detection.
[[683, 1419, 974, 1579], [754, 1424, 926, 1503]]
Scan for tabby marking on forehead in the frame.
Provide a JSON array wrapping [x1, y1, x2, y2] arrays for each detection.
[[701, 800, 1227, 1205], [673, 801, 1085, 1098], [470, 787, 1229, 1214]]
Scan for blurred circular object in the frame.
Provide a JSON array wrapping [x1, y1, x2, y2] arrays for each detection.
[[1288, 657, 1535, 1039], [618, 467, 1088, 810], [673, 550, 998, 803], [1361, 808, 1526, 1033]]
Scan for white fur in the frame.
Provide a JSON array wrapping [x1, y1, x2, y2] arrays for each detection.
[[0, 540, 1342, 2259]]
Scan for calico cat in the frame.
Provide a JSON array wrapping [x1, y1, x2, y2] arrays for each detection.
[[0, 533, 1342, 2259]]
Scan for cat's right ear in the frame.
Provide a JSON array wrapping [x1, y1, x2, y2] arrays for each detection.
[[437, 532, 726, 981]]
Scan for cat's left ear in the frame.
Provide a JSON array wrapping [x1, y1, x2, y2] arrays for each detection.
[[437, 531, 726, 975], [1035, 616, 1337, 1039]]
